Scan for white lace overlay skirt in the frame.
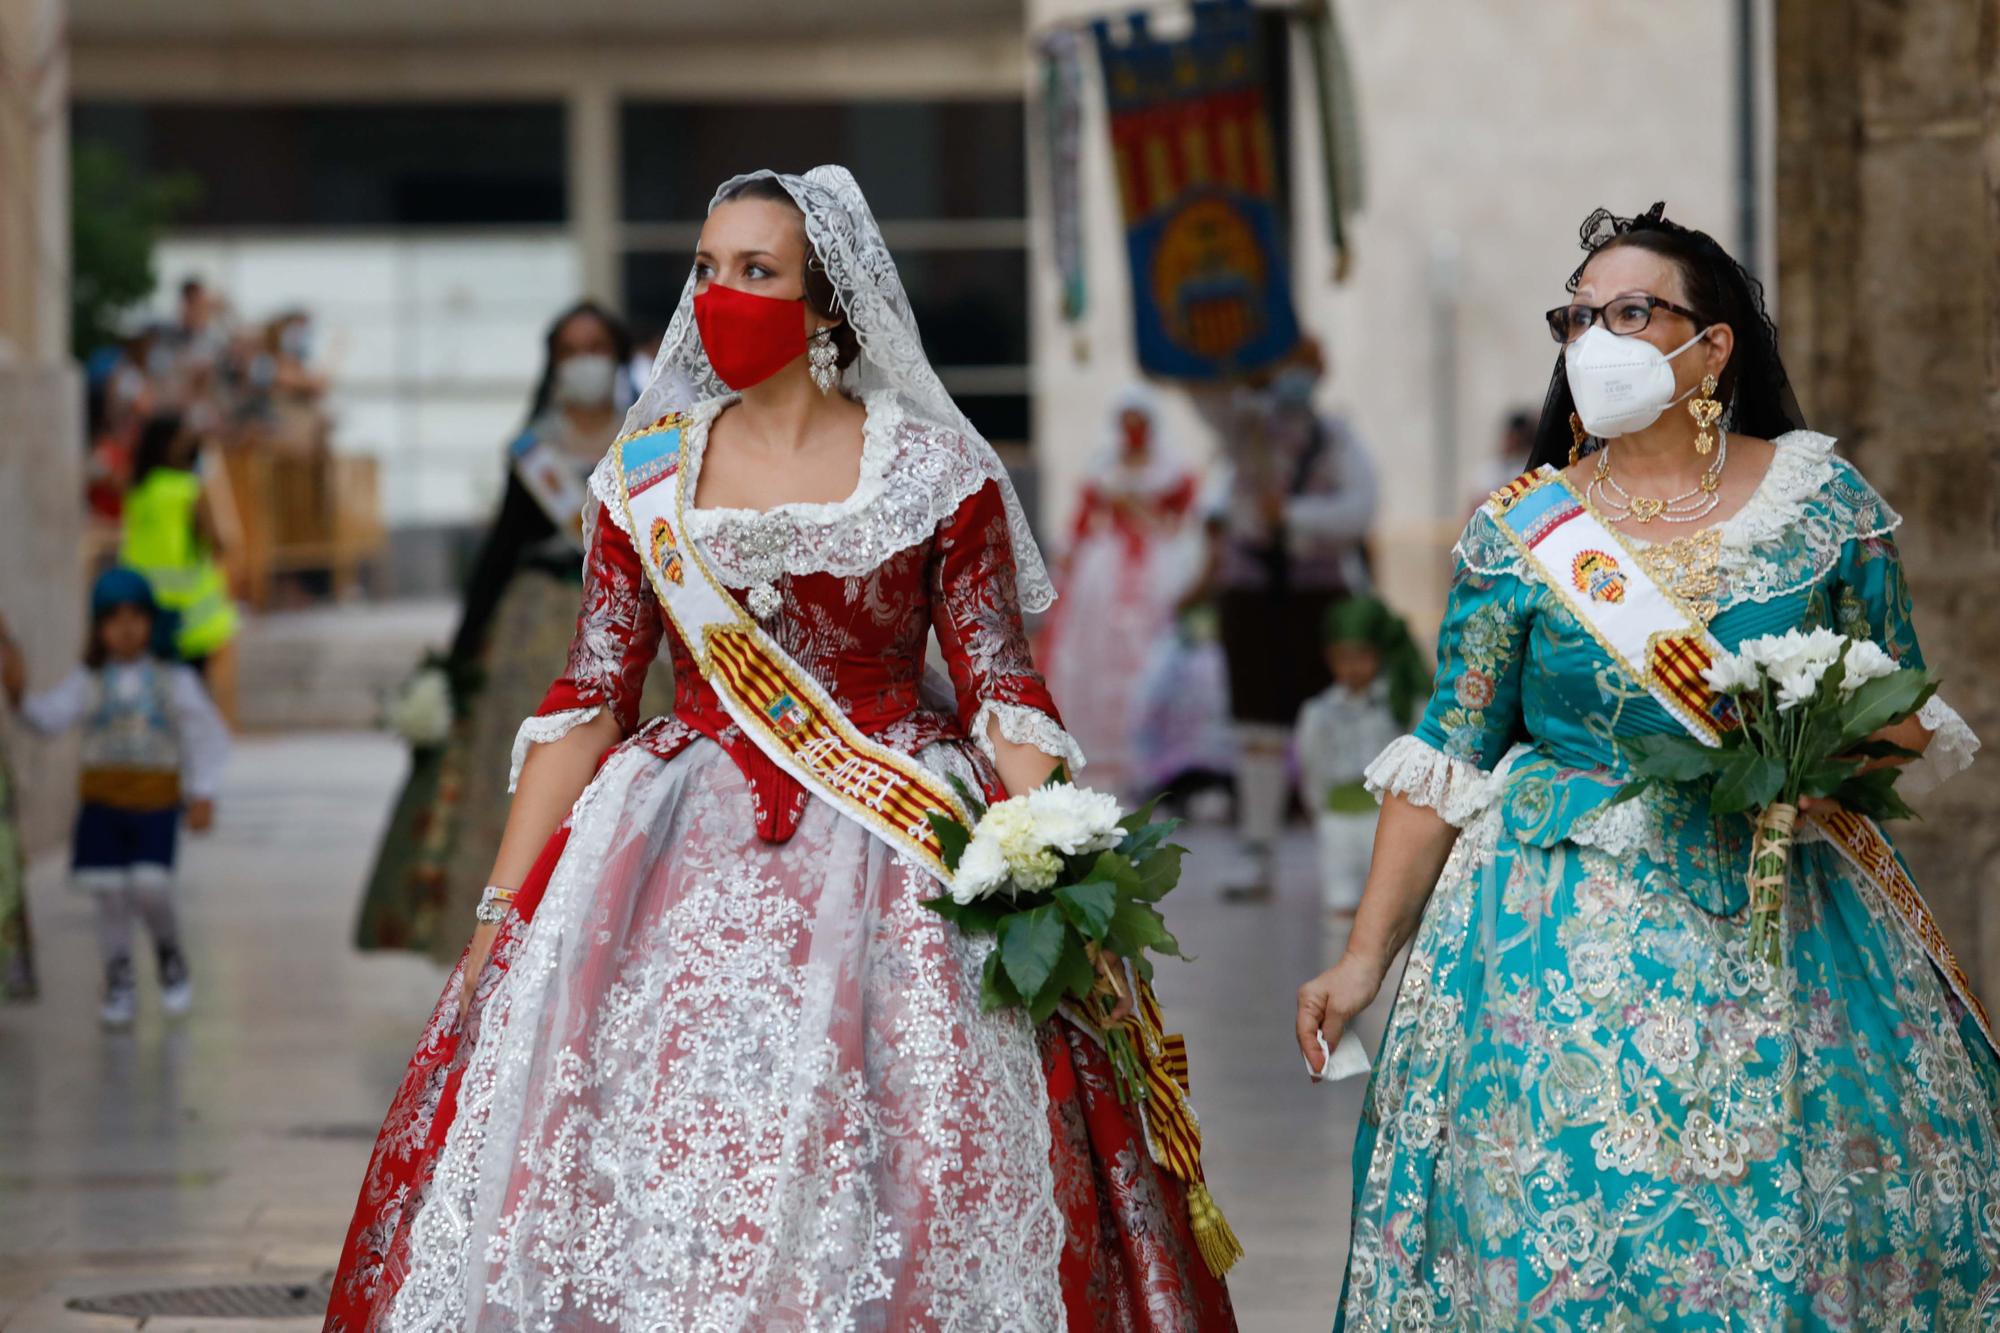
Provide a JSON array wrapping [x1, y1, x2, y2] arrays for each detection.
[[383, 740, 1067, 1332]]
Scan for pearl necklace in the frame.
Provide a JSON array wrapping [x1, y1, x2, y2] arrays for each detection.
[[1587, 430, 1727, 524]]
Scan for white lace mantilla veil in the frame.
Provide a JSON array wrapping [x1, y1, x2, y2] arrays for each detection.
[[625, 164, 1058, 612]]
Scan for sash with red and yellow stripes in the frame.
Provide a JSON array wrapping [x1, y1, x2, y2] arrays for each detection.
[[613, 412, 968, 883], [1486, 469, 1734, 743], [617, 408, 1244, 1275], [1487, 469, 1995, 1058]]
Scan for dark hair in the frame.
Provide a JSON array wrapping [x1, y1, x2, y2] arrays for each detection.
[[1529, 202, 1805, 472], [85, 588, 164, 670], [180, 277, 204, 300], [526, 299, 634, 423], [713, 176, 862, 371], [133, 412, 190, 482]]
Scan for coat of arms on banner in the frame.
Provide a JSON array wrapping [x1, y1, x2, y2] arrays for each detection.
[[1093, 0, 1300, 381]]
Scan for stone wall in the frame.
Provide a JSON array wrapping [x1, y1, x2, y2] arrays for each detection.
[[1775, 0, 2000, 996], [0, 368, 84, 856]]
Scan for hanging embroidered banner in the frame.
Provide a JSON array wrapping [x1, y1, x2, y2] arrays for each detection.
[[1038, 27, 1089, 327], [1092, 0, 1300, 381]]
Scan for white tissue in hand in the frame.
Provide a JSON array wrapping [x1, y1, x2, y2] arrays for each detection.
[[1306, 1030, 1371, 1082]]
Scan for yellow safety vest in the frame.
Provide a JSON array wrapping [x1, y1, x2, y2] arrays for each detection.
[[120, 468, 239, 659]]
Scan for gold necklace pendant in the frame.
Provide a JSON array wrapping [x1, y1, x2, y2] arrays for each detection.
[[1629, 496, 1666, 523], [1637, 526, 1725, 626]]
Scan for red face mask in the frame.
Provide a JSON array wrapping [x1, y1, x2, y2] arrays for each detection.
[[693, 282, 808, 391]]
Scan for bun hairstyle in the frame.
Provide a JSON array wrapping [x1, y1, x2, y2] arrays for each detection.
[[714, 175, 863, 372], [1528, 202, 1806, 472]]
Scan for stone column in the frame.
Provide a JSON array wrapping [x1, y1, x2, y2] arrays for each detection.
[[567, 82, 622, 307], [1775, 0, 2000, 997], [0, 0, 83, 855]]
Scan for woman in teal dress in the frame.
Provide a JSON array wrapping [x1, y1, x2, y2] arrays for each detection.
[[1297, 204, 1997, 1330]]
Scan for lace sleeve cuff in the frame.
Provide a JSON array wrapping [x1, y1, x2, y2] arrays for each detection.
[[1905, 695, 1980, 798], [970, 700, 1088, 777], [509, 706, 604, 792], [1363, 735, 1496, 828]]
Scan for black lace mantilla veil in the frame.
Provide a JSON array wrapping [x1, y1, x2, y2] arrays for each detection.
[[620, 164, 1058, 613], [1527, 201, 1808, 472]]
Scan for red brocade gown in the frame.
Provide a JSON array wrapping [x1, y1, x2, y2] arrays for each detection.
[[325, 393, 1237, 1332]]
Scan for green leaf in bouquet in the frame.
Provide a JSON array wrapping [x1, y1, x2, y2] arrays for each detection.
[[1107, 898, 1170, 956], [980, 949, 1022, 1013], [1131, 953, 1156, 984], [1117, 794, 1167, 834], [1050, 934, 1097, 1005], [1120, 812, 1185, 864], [1000, 904, 1068, 998], [1054, 880, 1119, 939], [1131, 844, 1188, 902], [1796, 756, 1863, 800], [1834, 670, 1939, 751], [1027, 939, 1090, 1025], [1624, 733, 1730, 782], [1832, 767, 1920, 824], [921, 892, 1008, 936], [926, 810, 972, 873], [1710, 750, 1786, 815], [1846, 740, 1924, 763], [1611, 777, 1660, 806], [1086, 850, 1142, 896], [947, 775, 988, 825], [1042, 763, 1071, 789]]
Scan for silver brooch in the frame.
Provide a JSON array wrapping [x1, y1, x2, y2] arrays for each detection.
[[746, 582, 784, 621]]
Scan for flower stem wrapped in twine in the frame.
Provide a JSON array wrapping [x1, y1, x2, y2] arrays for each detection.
[[1082, 943, 1243, 1278], [1746, 801, 1797, 974], [1087, 943, 1149, 1105]]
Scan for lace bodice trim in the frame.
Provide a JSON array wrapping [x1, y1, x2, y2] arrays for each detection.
[[591, 390, 1040, 601], [1458, 431, 1901, 610], [1364, 735, 1498, 828]]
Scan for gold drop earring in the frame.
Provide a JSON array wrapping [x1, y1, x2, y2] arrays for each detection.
[[1688, 374, 1722, 456], [1568, 411, 1590, 468]]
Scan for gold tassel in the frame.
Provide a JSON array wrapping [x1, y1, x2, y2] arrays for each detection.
[[1186, 1181, 1244, 1278]]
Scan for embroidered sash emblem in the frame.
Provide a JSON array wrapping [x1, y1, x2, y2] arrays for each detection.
[[1572, 549, 1627, 603], [648, 517, 684, 585]]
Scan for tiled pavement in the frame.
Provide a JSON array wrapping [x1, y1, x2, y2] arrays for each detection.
[[0, 729, 1395, 1332]]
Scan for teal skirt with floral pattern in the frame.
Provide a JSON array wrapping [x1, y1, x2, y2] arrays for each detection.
[[1334, 809, 2000, 1331]]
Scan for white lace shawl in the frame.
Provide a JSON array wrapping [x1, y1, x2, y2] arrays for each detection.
[[621, 165, 1055, 612]]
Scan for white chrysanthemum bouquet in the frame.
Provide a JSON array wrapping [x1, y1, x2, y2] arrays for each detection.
[[1616, 628, 1935, 971], [924, 770, 1187, 1104]]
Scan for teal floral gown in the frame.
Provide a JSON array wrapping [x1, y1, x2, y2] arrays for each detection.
[[1338, 431, 1997, 1330]]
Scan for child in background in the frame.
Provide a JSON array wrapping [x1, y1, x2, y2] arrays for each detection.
[[0, 569, 229, 1028], [1294, 596, 1426, 916]]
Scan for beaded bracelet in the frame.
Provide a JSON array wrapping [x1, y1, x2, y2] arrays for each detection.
[[474, 884, 517, 925]]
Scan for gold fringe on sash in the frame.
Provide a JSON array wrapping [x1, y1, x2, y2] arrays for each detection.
[[1114, 980, 1243, 1278]]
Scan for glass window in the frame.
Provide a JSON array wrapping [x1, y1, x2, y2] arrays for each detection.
[[71, 102, 567, 227], [620, 100, 1025, 223]]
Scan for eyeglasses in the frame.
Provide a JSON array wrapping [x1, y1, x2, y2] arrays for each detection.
[[1545, 293, 1703, 344]]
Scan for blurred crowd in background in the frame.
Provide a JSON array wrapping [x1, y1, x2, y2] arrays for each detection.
[[82, 277, 329, 524]]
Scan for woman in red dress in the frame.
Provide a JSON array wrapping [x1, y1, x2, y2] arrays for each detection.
[[1039, 385, 1201, 799], [324, 167, 1236, 1332]]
